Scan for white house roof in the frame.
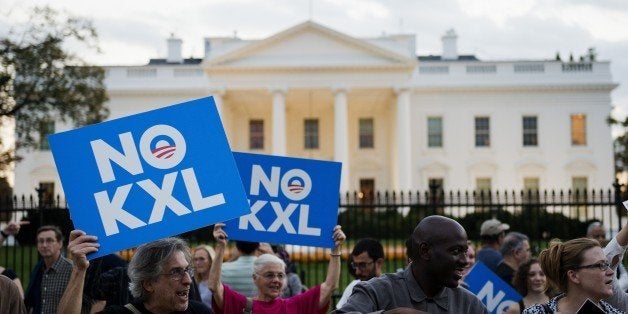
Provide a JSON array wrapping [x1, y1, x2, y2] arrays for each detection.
[[202, 20, 416, 72]]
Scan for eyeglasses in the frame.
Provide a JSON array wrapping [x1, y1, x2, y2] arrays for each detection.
[[573, 261, 611, 272], [350, 261, 374, 270], [258, 272, 286, 280], [37, 238, 57, 245], [160, 267, 193, 281]]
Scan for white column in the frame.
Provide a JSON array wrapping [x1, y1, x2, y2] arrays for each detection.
[[272, 89, 287, 156], [211, 89, 225, 123], [334, 88, 349, 193], [395, 87, 411, 192]]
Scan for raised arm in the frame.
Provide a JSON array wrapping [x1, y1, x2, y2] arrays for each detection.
[[319, 225, 346, 309], [208, 223, 228, 310], [57, 230, 99, 314], [0, 221, 28, 243]]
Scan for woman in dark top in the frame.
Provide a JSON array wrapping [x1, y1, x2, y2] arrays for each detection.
[[506, 258, 550, 313]]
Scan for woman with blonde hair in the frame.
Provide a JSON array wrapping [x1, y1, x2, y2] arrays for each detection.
[[523, 238, 622, 313], [194, 244, 217, 307]]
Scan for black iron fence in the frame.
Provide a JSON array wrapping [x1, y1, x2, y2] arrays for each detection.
[[1, 185, 626, 294]]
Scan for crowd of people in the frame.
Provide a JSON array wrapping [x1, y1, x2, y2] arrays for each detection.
[[1, 215, 628, 313]]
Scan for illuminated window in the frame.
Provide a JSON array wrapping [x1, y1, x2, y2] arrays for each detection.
[[571, 114, 586, 146]]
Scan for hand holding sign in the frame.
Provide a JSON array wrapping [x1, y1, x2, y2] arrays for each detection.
[[331, 225, 346, 254], [67, 230, 100, 271]]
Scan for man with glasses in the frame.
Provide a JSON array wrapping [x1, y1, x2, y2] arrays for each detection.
[[336, 238, 384, 309], [57, 230, 211, 313], [25, 225, 81, 313]]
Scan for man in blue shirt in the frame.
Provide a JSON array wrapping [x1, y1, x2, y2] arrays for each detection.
[[476, 218, 509, 272]]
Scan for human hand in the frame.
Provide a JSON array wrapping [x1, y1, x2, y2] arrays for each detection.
[[68, 230, 99, 271], [332, 225, 346, 251], [3, 220, 29, 236], [213, 223, 228, 246]]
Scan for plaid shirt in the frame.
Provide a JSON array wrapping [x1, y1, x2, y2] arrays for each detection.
[[40, 255, 73, 314]]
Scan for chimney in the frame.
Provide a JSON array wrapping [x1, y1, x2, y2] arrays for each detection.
[[167, 34, 183, 63], [441, 29, 458, 60]]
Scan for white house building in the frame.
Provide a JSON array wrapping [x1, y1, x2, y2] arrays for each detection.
[[13, 21, 618, 202]]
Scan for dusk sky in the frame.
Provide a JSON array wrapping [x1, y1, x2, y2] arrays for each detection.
[[3, 0, 628, 124]]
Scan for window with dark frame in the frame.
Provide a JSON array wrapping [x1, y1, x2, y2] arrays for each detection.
[[249, 119, 264, 149], [38, 182, 55, 206], [39, 121, 55, 151], [427, 117, 443, 147], [522, 116, 538, 146], [359, 118, 374, 148], [304, 118, 319, 149], [359, 178, 375, 204], [475, 117, 490, 147]]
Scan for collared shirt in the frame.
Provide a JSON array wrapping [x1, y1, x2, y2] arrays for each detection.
[[221, 255, 257, 297], [336, 279, 360, 309], [336, 266, 488, 313], [41, 255, 73, 314]]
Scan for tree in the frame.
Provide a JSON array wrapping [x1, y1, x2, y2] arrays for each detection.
[[608, 116, 628, 174], [0, 6, 109, 171]]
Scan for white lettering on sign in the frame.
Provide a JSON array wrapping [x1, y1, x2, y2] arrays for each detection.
[[90, 124, 225, 236], [250, 166, 312, 201], [476, 281, 516, 313], [241, 165, 320, 236], [91, 124, 186, 183]]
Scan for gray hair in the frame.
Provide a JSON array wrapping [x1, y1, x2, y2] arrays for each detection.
[[586, 221, 603, 235], [128, 237, 191, 301], [500, 232, 529, 256], [253, 253, 286, 273]]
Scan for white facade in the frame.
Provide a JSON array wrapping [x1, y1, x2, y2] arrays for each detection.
[[13, 21, 617, 198]]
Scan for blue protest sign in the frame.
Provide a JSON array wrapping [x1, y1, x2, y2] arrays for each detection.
[[465, 261, 522, 314], [49, 97, 250, 259], [224, 152, 342, 248]]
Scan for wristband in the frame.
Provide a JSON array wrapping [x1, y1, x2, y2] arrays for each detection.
[[330, 251, 342, 257]]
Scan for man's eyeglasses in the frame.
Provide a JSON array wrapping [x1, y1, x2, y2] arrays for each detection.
[[37, 238, 57, 245], [350, 261, 374, 270], [258, 272, 286, 280], [573, 261, 611, 272], [160, 267, 193, 280]]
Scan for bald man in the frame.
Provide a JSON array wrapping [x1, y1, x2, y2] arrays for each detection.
[[337, 215, 487, 313]]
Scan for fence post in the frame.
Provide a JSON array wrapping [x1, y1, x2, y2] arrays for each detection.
[[614, 179, 623, 233]]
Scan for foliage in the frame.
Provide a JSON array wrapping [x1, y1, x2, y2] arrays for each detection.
[[0, 6, 109, 170], [608, 116, 628, 174]]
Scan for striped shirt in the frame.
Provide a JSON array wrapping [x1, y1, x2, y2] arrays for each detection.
[[221, 255, 257, 297]]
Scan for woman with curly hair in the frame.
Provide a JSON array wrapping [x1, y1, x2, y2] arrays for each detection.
[[506, 258, 550, 313]]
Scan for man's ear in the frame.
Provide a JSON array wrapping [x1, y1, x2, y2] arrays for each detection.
[[375, 257, 384, 268], [143, 280, 154, 293], [418, 242, 431, 260]]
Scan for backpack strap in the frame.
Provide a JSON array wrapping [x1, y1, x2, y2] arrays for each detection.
[[243, 297, 253, 314], [124, 303, 141, 314]]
